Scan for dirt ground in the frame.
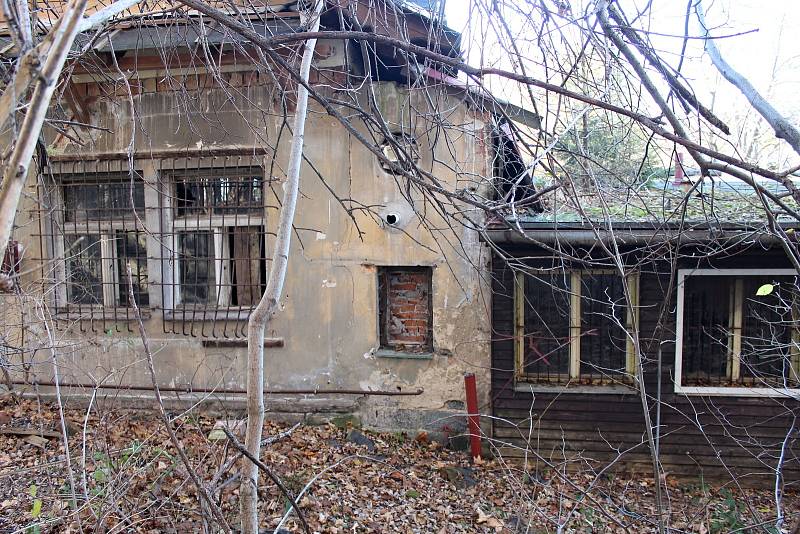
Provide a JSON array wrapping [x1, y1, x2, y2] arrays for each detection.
[[0, 395, 796, 533]]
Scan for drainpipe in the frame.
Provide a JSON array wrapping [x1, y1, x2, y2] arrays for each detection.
[[464, 373, 481, 461]]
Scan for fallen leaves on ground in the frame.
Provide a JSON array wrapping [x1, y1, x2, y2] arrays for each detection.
[[0, 395, 796, 533]]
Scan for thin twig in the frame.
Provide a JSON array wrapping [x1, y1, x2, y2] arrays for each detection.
[[220, 426, 312, 534], [126, 265, 232, 534]]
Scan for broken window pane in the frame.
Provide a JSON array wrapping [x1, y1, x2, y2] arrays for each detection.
[[178, 232, 216, 305], [63, 178, 144, 222], [66, 234, 103, 305], [116, 231, 149, 307], [174, 173, 263, 217], [379, 267, 433, 352]]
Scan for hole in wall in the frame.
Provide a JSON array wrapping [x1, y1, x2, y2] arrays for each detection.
[[385, 213, 399, 226]]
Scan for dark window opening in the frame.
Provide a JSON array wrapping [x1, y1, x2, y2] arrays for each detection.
[[176, 226, 266, 307], [491, 119, 541, 211], [62, 176, 144, 222], [680, 273, 799, 388], [378, 267, 433, 353], [520, 273, 571, 380], [174, 172, 263, 217], [379, 133, 419, 174], [579, 273, 629, 379], [178, 231, 216, 305], [517, 270, 635, 385], [65, 234, 103, 305], [60, 174, 148, 308]]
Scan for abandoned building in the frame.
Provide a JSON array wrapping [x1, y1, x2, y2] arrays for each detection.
[[2, 0, 531, 435], [1, 0, 798, 486]]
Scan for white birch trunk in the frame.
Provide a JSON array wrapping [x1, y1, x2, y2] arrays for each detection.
[[240, 2, 323, 532], [0, 0, 88, 256]]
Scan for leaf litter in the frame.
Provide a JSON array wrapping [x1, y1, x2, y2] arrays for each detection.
[[0, 395, 795, 533]]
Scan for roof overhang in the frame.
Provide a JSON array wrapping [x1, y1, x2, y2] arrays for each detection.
[[482, 221, 800, 247], [417, 67, 541, 129]]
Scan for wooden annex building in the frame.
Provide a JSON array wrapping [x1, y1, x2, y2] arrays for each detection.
[[485, 187, 800, 484]]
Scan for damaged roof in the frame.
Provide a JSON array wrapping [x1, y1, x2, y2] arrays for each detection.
[[1, 0, 461, 58]]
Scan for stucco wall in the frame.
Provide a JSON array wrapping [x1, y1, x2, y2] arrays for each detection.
[[7, 71, 493, 434]]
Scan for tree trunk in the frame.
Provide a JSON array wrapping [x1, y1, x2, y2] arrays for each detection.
[[696, 0, 800, 157], [239, 2, 323, 533], [0, 0, 88, 258]]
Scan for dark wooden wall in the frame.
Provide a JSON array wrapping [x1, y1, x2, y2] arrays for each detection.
[[490, 248, 800, 486]]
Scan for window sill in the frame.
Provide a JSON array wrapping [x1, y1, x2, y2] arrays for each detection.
[[164, 308, 254, 321], [514, 382, 638, 395], [675, 385, 800, 398], [375, 349, 434, 360], [202, 337, 284, 348], [54, 308, 151, 321]]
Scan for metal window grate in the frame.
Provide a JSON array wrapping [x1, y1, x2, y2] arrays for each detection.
[[740, 276, 797, 385], [579, 273, 629, 381], [517, 270, 635, 385], [35, 156, 268, 338], [520, 273, 571, 381], [36, 164, 148, 333], [681, 274, 800, 387]]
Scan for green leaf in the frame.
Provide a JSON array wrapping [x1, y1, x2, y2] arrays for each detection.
[[28, 485, 37, 498], [405, 489, 420, 498], [30, 499, 42, 519], [756, 284, 774, 296]]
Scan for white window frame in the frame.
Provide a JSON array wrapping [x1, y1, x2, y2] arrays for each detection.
[[166, 170, 267, 311], [514, 269, 640, 387], [55, 176, 148, 310], [675, 268, 800, 397]]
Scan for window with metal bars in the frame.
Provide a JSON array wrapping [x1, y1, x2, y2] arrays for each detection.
[[41, 160, 268, 338], [167, 170, 266, 310], [56, 174, 149, 309], [514, 270, 638, 385], [676, 269, 800, 393]]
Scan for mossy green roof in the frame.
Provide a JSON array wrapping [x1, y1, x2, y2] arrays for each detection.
[[520, 178, 799, 226]]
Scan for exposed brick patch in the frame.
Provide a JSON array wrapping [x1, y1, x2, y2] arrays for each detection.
[[379, 267, 432, 352]]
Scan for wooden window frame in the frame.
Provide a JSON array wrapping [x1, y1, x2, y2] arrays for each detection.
[[675, 268, 800, 397], [514, 269, 639, 385]]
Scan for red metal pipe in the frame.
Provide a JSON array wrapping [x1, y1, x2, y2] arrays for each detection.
[[463, 373, 481, 461], [10, 380, 423, 396]]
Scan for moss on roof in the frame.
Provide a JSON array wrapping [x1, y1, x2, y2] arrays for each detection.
[[520, 178, 799, 226]]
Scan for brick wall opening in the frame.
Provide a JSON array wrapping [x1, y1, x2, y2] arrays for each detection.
[[378, 267, 433, 353]]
